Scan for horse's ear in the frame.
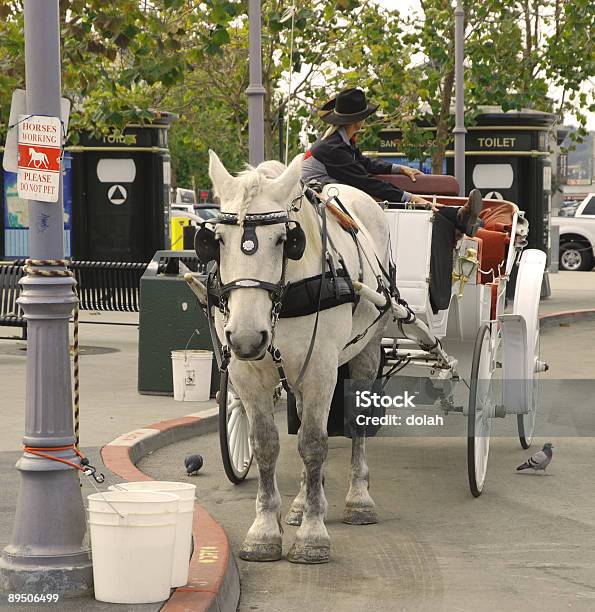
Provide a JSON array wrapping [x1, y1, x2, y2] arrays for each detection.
[[271, 153, 303, 200], [208, 150, 234, 195]]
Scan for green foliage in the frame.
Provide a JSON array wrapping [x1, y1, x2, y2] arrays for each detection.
[[0, 0, 593, 184]]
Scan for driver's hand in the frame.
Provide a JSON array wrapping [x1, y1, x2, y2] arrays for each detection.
[[400, 166, 424, 181]]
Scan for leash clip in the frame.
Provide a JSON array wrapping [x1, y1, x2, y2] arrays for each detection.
[[80, 457, 105, 483]]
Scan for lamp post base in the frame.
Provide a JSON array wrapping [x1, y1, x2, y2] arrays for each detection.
[[0, 456, 93, 598], [0, 553, 93, 598]]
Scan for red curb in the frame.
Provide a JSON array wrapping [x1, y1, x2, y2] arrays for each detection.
[[145, 415, 201, 432], [100, 445, 151, 482], [539, 308, 595, 321], [164, 506, 232, 612], [100, 415, 238, 612]]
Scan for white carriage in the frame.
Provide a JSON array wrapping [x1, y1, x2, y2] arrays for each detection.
[[192, 176, 547, 496], [381, 184, 547, 496]]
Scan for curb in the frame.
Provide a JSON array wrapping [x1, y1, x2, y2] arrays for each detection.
[[539, 308, 595, 330], [101, 406, 240, 612]]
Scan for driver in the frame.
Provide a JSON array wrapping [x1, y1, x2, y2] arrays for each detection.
[[302, 88, 483, 312]]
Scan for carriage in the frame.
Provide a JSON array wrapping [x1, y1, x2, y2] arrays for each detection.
[[187, 173, 547, 498]]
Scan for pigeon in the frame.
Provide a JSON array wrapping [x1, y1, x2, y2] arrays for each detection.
[[516, 442, 553, 473], [185, 454, 204, 476]]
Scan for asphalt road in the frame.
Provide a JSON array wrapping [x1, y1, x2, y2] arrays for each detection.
[[140, 320, 595, 612]]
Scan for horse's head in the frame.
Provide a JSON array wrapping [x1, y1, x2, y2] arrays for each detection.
[[205, 150, 304, 360]]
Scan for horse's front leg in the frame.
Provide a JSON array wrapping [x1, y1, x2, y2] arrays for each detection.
[[285, 465, 306, 526], [287, 370, 335, 564], [343, 333, 383, 525], [237, 378, 283, 562], [344, 434, 378, 524], [285, 465, 326, 526]]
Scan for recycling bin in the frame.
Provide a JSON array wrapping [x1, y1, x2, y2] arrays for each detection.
[[138, 250, 218, 397]]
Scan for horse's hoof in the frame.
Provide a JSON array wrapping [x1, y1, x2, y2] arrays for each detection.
[[239, 542, 282, 562], [343, 507, 378, 525], [287, 542, 330, 564], [285, 509, 303, 526]]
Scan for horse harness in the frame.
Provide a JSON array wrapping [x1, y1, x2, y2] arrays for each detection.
[[194, 184, 401, 391]]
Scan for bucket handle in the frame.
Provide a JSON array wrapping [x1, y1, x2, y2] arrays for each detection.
[[87, 476, 127, 520], [184, 328, 201, 362], [181, 328, 201, 402]]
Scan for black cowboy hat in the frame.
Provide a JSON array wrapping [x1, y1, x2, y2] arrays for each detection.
[[318, 88, 379, 125]]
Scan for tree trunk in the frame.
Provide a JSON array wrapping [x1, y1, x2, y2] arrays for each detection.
[[263, 75, 275, 161], [432, 68, 455, 174], [523, 0, 532, 58]]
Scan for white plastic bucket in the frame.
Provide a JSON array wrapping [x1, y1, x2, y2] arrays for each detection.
[[171, 349, 213, 401], [87, 490, 179, 604], [109, 481, 196, 587]]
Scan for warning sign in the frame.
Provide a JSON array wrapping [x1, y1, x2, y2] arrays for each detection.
[[17, 114, 62, 203]]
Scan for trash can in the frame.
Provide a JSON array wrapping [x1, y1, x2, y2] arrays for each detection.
[[138, 250, 219, 397], [69, 111, 177, 262]]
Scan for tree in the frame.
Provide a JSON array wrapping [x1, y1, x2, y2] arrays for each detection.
[[1, 0, 593, 185]]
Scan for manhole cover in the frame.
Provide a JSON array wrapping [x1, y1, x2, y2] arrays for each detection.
[[0, 343, 119, 356]]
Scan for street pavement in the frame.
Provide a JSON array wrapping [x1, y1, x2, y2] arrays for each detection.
[[140, 318, 595, 612], [0, 270, 594, 610]]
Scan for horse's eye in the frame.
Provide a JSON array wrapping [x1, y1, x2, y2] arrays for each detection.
[[215, 234, 224, 245], [276, 234, 286, 246]]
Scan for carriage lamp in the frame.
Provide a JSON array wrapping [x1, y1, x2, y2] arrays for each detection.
[[452, 247, 479, 298]]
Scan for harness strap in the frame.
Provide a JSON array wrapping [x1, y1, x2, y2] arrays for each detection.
[[293, 198, 328, 389], [220, 278, 284, 297], [329, 194, 364, 281], [343, 282, 392, 349], [205, 268, 226, 371]]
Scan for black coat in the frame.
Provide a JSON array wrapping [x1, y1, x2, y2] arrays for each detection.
[[308, 130, 407, 202]]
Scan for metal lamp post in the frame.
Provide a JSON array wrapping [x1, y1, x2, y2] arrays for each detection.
[[246, 0, 266, 165], [0, 0, 93, 595], [453, 0, 467, 195]]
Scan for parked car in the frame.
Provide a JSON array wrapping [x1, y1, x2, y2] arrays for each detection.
[[551, 193, 595, 271], [193, 204, 220, 222], [557, 200, 580, 217]]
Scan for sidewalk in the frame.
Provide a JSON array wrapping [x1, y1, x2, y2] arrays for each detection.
[[0, 270, 593, 609], [541, 270, 595, 314], [1, 311, 216, 611]]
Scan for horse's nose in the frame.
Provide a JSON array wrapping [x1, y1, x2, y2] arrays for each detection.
[[225, 329, 269, 360]]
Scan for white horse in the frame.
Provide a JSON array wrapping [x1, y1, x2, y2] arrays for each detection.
[[206, 150, 391, 564]]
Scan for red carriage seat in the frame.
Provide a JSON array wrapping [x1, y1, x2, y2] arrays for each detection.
[[476, 202, 515, 283], [379, 174, 516, 284]]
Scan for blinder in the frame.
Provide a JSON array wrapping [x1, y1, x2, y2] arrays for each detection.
[[194, 210, 306, 265]]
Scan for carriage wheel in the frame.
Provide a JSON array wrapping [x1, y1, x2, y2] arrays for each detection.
[[511, 250, 547, 450], [467, 323, 496, 497], [517, 332, 540, 449], [219, 370, 252, 484]]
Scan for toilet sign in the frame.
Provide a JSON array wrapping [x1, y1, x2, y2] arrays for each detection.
[[17, 114, 62, 203], [107, 184, 128, 205]]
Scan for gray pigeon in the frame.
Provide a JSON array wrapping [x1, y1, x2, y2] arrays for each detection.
[[517, 442, 553, 472], [185, 454, 203, 476]]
